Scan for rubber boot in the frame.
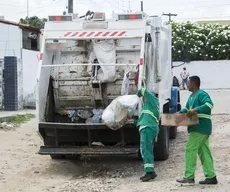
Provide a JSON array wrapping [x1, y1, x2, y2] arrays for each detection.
[[199, 177, 218, 185], [140, 172, 157, 182]]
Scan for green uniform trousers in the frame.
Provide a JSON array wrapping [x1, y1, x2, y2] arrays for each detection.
[[184, 132, 216, 179], [140, 127, 158, 173]]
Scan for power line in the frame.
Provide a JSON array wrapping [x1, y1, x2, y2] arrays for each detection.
[[34, 0, 65, 15], [15, 0, 64, 16], [176, 15, 230, 20], [0, 3, 25, 7], [176, 2, 230, 14], [102, 0, 125, 12], [132, 0, 230, 13], [87, 0, 107, 10], [0, 2, 64, 8]]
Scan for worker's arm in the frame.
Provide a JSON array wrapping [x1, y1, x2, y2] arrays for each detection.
[[196, 93, 214, 114], [136, 88, 158, 102], [180, 100, 189, 114]]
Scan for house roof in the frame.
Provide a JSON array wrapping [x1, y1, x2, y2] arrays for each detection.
[[0, 19, 41, 33]]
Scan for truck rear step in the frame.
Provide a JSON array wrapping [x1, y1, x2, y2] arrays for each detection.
[[39, 146, 139, 156]]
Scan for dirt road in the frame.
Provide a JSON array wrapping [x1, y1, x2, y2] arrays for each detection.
[[0, 91, 230, 192]]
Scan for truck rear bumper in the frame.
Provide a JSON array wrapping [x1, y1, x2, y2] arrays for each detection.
[[39, 146, 139, 156], [39, 122, 140, 146]]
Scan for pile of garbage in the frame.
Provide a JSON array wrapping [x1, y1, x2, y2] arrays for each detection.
[[102, 95, 140, 130], [59, 95, 140, 130], [0, 122, 15, 130], [67, 109, 104, 124]]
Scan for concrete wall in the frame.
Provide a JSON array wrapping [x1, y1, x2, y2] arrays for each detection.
[[22, 49, 40, 108], [17, 58, 23, 110], [180, 90, 230, 115], [0, 23, 24, 109], [0, 23, 22, 58], [197, 20, 230, 25], [173, 60, 230, 90], [0, 22, 41, 109]]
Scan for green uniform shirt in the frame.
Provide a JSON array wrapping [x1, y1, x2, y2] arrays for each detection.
[[135, 88, 160, 131], [181, 89, 214, 135]]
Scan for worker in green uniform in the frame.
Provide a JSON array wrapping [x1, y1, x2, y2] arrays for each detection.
[[135, 88, 160, 182], [176, 76, 218, 185]]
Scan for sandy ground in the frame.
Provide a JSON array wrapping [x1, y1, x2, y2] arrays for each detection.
[[0, 90, 230, 192]]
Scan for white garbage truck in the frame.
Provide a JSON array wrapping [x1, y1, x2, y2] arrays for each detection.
[[37, 11, 181, 160]]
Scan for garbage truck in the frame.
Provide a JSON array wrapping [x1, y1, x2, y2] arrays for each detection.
[[37, 11, 181, 160]]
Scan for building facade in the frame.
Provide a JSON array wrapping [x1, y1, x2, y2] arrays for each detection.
[[0, 18, 41, 109]]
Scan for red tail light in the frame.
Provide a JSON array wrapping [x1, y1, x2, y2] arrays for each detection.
[[140, 58, 144, 65], [48, 16, 72, 21], [118, 14, 143, 20], [130, 15, 137, 19], [39, 53, 43, 60], [55, 16, 61, 21]]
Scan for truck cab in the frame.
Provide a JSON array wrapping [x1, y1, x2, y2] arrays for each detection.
[[37, 11, 180, 160]]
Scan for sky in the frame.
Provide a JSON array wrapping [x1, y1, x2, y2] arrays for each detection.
[[0, 0, 230, 22]]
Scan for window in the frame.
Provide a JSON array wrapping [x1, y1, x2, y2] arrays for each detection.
[[22, 30, 39, 51]]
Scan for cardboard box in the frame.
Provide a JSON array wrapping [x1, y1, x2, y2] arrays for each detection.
[[161, 113, 199, 126]]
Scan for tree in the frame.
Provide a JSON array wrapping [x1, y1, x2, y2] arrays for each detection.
[[171, 22, 230, 61], [19, 16, 47, 29]]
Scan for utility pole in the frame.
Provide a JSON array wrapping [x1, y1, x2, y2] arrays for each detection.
[[141, 1, 143, 11], [27, 0, 29, 17], [68, 0, 73, 14], [162, 12, 177, 22], [128, 0, 131, 13], [118, 0, 119, 13]]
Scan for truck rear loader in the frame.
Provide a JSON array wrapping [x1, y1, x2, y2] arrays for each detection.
[[36, 11, 181, 160]]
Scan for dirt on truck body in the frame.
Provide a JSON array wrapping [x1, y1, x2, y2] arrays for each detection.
[[37, 11, 180, 161]]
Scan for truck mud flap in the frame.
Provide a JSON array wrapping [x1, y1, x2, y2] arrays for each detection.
[[39, 146, 139, 156]]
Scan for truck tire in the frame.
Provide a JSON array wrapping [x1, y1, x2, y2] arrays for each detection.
[[154, 126, 169, 161], [169, 126, 177, 139], [169, 103, 181, 140], [137, 149, 142, 160], [50, 155, 65, 159]]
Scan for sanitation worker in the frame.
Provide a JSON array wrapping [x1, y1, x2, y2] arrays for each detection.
[[135, 88, 160, 182], [176, 76, 218, 185]]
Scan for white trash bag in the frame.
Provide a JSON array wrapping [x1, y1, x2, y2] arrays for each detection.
[[102, 95, 140, 130], [121, 72, 130, 95], [92, 39, 117, 82]]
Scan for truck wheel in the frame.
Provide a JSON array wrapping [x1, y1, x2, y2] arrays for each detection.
[[154, 126, 169, 161], [137, 149, 142, 160], [169, 126, 177, 139], [50, 155, 65, 159], [169, 103, 181, 139]]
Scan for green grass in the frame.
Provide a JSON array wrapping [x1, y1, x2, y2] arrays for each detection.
[[0, 113, 35, 125]]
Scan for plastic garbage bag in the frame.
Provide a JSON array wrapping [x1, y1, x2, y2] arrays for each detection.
[[86, 109, 104, 124], [68, 109, 93, 122], [121, 72, 130, 95], [92, 39, 117, 82], [67, 110, 80, 122], [102, 95, 140, 130], [77, 110, 93, 119]]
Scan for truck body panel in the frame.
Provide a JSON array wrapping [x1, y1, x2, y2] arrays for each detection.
[[36, 12, 179, 160]]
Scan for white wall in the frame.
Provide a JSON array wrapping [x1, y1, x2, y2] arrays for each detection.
[[180, 90, 230, 115], [17, 59, 23, 109], [0, 23, 22, 58], [22, 49, 40, 108], [173, 60, 230, 90]]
